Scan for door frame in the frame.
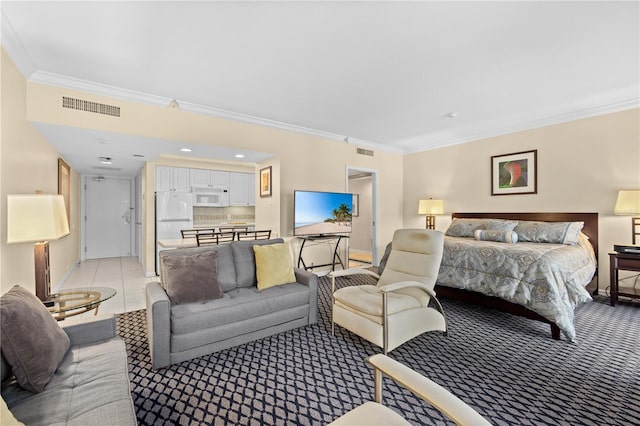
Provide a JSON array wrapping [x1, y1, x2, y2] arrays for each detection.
[[82, 175, 135, 260], [345, 166, 378, 266]]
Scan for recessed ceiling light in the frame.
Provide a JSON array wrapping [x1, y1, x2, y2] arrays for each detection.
[[444, 112, 458, 118], [180, 148, 192, 152], [235, 154, 245, 158], [99, 157, 112, 165]]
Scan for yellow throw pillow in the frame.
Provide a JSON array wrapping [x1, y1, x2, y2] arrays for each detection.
[[253, 242, 296, 290]]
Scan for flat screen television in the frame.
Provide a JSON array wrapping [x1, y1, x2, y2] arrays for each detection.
[[294, 190, 353, 236]]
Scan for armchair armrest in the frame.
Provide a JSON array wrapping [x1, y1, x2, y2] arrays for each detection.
[[378, 280, 436, 298], [328, 268, 380, 293], [61, 314, 116, 347], [146, 281, 171, 369], [367, 354, 491, 426]]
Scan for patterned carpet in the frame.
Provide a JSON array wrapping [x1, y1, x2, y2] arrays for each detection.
[[116, 274, 640, 425]]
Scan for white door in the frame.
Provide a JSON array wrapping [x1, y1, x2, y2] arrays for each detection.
[[85, 177, 132, 259]]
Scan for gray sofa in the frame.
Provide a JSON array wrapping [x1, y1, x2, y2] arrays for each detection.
[[1, 314, 137, 425], [146, 238, 318, 369]]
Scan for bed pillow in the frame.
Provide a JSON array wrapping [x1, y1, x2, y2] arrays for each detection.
[[474, 229, 519, 243], [0, 285, 70, 393], [514, 221, 584, 245], [445, 218, 518, 238], [254, 242, 296, 291], [161, 250, 224, 304]]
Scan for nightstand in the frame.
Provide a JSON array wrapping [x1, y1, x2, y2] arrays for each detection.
[[608, 251, 640, 306]]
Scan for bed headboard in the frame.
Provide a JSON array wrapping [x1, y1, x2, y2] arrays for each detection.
[[451, 212, 599, 255]]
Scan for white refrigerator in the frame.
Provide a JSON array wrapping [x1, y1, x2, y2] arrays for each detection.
[[155, 191, 193, 273]]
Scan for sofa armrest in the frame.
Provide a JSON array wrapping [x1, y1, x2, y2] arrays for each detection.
[[294, 268, 318, 324], [61, 314, 116, 347], [146, 281, 171, 369]]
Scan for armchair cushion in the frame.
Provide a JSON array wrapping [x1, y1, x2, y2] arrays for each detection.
[[334, 285, 421, 320], [0, 286, 70, 393]]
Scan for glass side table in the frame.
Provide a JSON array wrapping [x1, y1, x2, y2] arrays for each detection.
[[47, 287, 116, 321]]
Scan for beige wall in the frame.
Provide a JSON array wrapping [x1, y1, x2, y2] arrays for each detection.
[[1, 50, 81, 295], [403, 109, 640, 289], [22, 77, 404, 275]]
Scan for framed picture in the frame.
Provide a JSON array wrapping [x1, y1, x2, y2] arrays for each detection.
[[491, 149, 537, 196], [352, 194, 359, 217], [58, 158, 71, 224], [259, 166, 272, 197]]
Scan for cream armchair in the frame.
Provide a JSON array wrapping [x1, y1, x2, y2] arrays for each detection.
[[328, 354, 492, 426], [329, 229, 446, 354]]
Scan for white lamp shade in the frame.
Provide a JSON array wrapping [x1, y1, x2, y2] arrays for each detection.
[[418, 199, 444, 215], [7, 194, 70, 243], [613, 190, 640, 215]]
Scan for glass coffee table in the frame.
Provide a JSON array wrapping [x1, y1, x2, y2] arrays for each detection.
[[47, 287, 116, 321]]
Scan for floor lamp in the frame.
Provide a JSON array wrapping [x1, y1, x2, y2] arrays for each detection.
[[418, 199, 444, 230], [7, 194, 70, 301], [614, 189, 640, 245]]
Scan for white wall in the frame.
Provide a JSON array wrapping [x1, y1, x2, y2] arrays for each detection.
[[403, 109, 640, 290]]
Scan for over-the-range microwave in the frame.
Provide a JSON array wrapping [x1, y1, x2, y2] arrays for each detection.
[[192, 187, 229, 207]]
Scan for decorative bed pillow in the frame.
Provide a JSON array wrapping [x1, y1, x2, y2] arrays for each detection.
[[0, 285, 70, 393], [161, 250, 224, 304], [445, 218, 518, 237], [474, 229, 519, 243], [514, 221, 584, 245], [253, 242, 296, 291]]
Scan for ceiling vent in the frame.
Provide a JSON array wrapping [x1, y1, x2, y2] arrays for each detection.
[[91, 166, 122, 171], [62, 96, 121, 117], [356, 148, 374, 157]]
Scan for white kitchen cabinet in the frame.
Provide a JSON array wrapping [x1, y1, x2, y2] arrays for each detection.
[[229, 172, 255, 206], [190, 169, 230, 189], [156, 166, 190, 192]]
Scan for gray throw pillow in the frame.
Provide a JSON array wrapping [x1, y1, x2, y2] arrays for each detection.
[[514, 221, 584, 245], [161, 250, 224, 304], [0, 285, 70, 393]]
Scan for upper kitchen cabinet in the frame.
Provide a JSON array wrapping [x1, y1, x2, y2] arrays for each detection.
[[229, 172, 255, 206], [190, 169, 230, 189], [156, 166, 190, 192]]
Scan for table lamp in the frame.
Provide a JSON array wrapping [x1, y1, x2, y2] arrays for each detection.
[[7, 194, 70, 301], [613, 189, 640, 245], [418, 199, 444, 230]]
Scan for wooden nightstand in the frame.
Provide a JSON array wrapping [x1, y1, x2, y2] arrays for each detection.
[[609, 251, 640, 306]]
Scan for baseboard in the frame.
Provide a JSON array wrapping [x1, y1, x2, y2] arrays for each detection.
[[53, 258, 81, 292]]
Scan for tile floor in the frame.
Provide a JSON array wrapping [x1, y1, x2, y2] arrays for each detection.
[[58, 257, 154, 318]]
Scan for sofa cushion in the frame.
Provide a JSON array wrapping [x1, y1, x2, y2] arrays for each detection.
[[254, 242, 296, 290], [161, 245, 238, 292], [231, 238, 285, 288], [2, 337, 135, 426], [161, 250, 224, 304], [170, 283, 311, 335], [0, 286, 70, 393]]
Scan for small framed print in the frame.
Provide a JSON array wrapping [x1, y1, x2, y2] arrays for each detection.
[[259, 166, 272, 197], [491, 150, 537, 196], [58, 158, 71, 224]]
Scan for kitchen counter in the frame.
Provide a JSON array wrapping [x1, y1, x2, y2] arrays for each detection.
[[158, 238, 198, 249], [193, 222, 255, 228]]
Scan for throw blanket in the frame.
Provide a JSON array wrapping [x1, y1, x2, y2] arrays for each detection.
[[437, 233, 596, 341]]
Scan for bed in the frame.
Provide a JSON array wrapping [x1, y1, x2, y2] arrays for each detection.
[[435, 212, 598, 341]]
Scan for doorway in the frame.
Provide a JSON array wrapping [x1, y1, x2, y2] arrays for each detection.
[[347, 168, 377, 267], [84, 176, 133, 259]]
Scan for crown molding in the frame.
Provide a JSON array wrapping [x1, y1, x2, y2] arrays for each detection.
[[1, 10, 37, 77], [401, 96, 640, 154], [27, 70, 398, 153]]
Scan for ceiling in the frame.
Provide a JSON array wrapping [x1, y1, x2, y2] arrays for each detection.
[[2, 1, 638, 177]]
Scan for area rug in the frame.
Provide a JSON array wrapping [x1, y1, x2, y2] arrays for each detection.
[[116, 275, 640, 425]]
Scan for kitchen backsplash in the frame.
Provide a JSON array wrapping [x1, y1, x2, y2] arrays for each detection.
[[193, 206, 255, 224]]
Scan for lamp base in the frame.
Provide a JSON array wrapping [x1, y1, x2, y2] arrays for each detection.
[[632, 217, 640, 245], [34, 241, 51, 301], [425, 215, 436, 230]]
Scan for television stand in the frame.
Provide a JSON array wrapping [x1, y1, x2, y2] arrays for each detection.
[[297, 235, 349, 272]]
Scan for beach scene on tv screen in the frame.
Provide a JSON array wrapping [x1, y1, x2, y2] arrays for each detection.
[[295, 191, 352, 235]]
